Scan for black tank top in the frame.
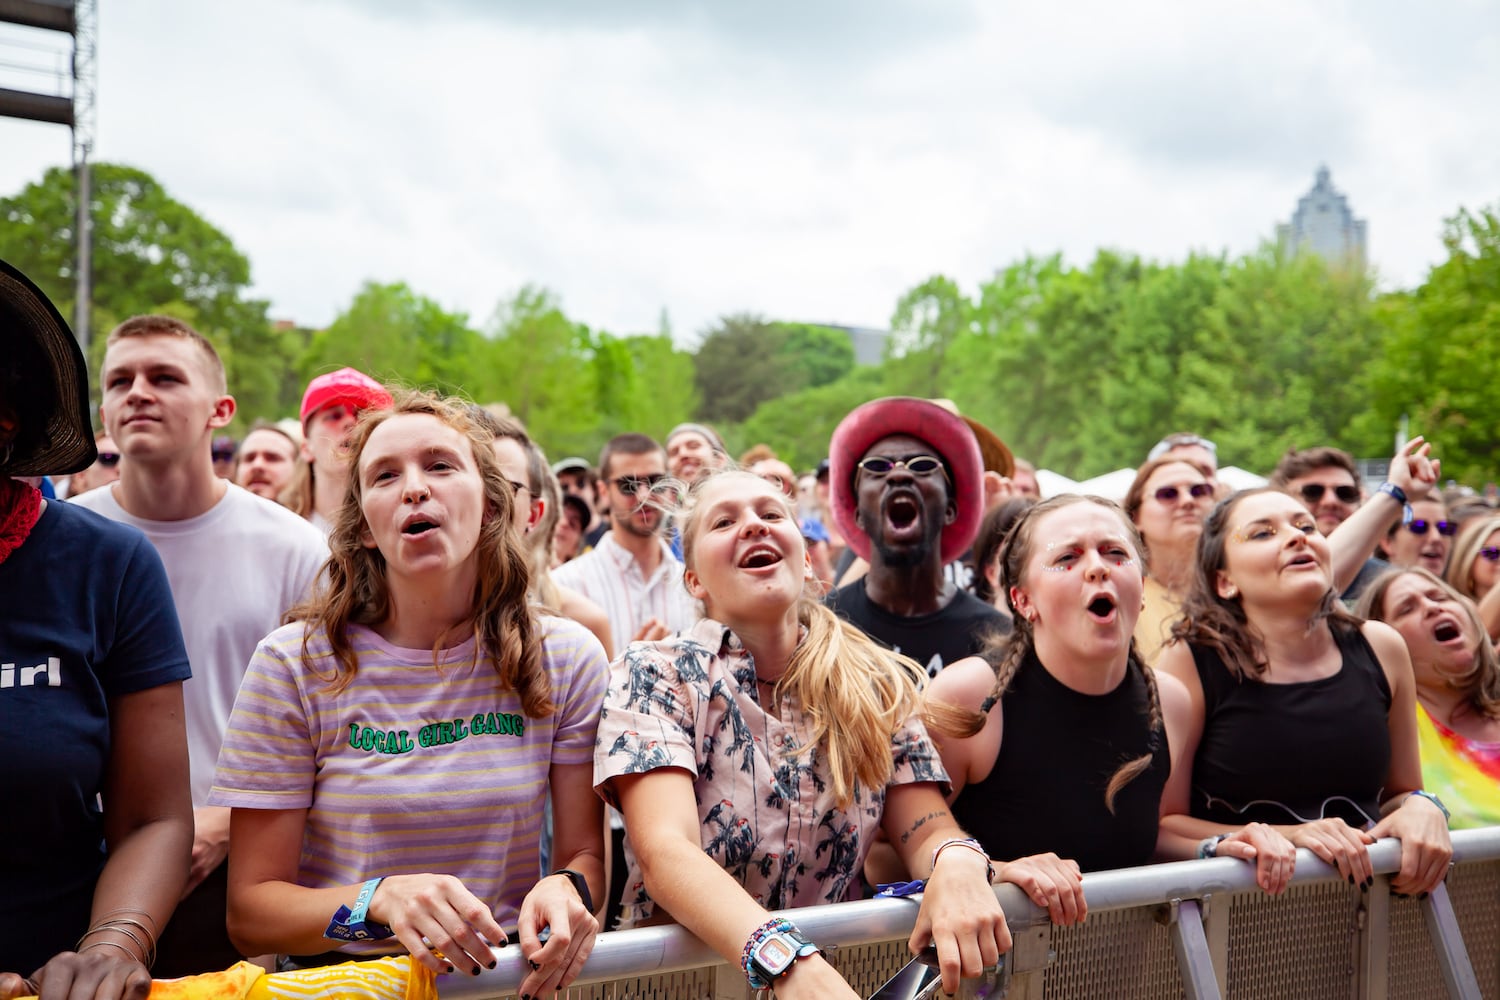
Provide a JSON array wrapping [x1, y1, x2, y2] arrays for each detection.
[[1189, 623, 1391, 828], [949, 651, 1169, 872]]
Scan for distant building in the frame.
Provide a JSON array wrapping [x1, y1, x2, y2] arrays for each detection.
[[822, 324, 889, 366], [1276, 165, 1368, 270]]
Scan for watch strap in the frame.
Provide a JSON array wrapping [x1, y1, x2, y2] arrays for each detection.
[[550, 868, 594, 912]]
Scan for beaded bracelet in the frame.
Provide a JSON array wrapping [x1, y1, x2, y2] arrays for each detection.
[[741, 917, 794, 988]]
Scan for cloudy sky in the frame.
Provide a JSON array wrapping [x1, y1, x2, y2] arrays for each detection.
[[2, 0, 1497, 342]]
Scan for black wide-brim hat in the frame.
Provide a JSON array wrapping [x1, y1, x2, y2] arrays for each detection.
[[0, 257, 97, 477]]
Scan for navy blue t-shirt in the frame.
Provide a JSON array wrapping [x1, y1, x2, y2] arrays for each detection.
[[0, 499, 191, 976]]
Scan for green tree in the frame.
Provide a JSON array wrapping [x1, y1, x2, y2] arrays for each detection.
[[692, 313, 787, 424], [0, 162, 281, 419], [479, 286, 597, 456], [1355, 205, 1500, 484], [737, 368, 887, 471], [885, 275, 974, 398], [302, 281, 481, 399]]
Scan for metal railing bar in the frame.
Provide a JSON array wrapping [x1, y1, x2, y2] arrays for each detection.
[[440, 828, 1500, 999], [1420, 883, 1483, 1000], [1167, 899, 1224, 1000]]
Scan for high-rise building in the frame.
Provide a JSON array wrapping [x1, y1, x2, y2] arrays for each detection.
[[1277, 165, 1368, 270]]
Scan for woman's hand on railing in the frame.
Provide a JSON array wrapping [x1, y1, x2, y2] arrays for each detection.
[[912, 847, 1011, 996], [1213, 823, 1298, 894], [1371, 796, 1453, 896], [1284, 819, 1377, 888], [367, 873, 506, 976], [996, 853, 1087, 925], [0, 948, 152, 1000], [515, 873, 600, 998]]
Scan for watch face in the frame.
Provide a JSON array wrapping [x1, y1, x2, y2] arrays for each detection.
[[757, 936, 795, 970]]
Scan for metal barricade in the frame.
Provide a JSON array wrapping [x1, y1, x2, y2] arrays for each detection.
[[444, 827, 1500, 1000]]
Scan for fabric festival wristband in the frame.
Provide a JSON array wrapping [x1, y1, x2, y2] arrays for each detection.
[[324, 877, 395, 942]]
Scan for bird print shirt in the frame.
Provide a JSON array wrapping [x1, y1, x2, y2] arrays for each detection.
[[594, 617, 948, 927]]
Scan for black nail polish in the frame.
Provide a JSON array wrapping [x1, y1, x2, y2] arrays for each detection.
[[529, 959, 540, 970], [522, 994, 532, 1000], [445, 965, 456, 975], [487, 960, 497, 969], [1347, 874, 1355, 885], [471, 966, 481, 976], [1419, 891, 1429, 900], [1364, 877, 1373, 889]]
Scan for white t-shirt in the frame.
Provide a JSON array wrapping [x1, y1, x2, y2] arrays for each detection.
[[552, 533, 699, 645], [71, 483, 328, 804]]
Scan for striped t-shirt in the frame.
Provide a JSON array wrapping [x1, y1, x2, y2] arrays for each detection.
[[209, 615, 607, 953]]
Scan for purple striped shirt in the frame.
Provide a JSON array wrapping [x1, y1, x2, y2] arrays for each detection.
[[209, 616, 606, 953]]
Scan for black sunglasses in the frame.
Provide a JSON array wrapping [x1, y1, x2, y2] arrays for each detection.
[[857, 455, 946, 478], [1405, 519, 1457, 537], [96, 452, 121, 467], [212, 449, 236, 462], [1298, 483, 1360, 504], [1154, 483, 1214, 504], [613, 474, 668, 494], [1480, 546, 1500, 562]]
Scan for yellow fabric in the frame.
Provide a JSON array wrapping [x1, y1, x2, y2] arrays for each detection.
[[17, 956, 437, 1000], [1415, 705, 1500, 830], [1134, 576, 1182, 667]]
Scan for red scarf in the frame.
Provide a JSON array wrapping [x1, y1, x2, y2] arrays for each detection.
[[0, 477, 43, 564]]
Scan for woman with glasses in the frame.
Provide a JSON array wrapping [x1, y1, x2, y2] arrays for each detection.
[[1157, 488, 1452, 897], [1445, 514, 1500, 607], [596, 469, 1009, 999], [1382, 490, 1454, 577], [1358, 568, 1500, 828], [1123, 456, 1217, 664]]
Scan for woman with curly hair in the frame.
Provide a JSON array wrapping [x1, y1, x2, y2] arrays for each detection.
[[1359, 568, 1500, 828], [1158, 488, 1452, 896], [595, 469, 1009, 999], [211, 392, 607, 998]]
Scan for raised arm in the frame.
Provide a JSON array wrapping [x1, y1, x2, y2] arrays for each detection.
[[1326, 437, 1438, 592], [610, 769, 860, 1000]]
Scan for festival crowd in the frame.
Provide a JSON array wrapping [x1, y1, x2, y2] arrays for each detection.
[[3, 254, 1497, 999]]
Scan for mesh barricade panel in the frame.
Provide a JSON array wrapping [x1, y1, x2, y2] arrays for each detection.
[[1389, 890, 1452, 1000], [1042, 906, 1184, 998], [1226, 882, 1360, 999], [1451, 861, 1500, 1000], [823, 938, 917, 996]]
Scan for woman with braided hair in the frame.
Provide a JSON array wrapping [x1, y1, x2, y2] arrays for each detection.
[[1158, 488, 1452, 897], [925, 495, 1199, 924]]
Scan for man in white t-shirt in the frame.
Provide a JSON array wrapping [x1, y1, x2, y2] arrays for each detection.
[[71, 315, 327, 974]]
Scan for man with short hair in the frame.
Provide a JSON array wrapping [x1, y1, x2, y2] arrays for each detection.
[[826, 397, 1006, 676], [665, 421, 727, 486], [233, 420, 300, 501], [286, 367, 393, 532], [1272, 445, 1386, 601], [72, 314, 328, 974], [552, 432, 698, 645], [553, 456, 604, 549]]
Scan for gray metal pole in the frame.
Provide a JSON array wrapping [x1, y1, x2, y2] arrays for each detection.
[[75, 154, 90, 352]]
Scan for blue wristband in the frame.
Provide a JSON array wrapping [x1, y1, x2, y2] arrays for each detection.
[[324, 877, 395, 942]]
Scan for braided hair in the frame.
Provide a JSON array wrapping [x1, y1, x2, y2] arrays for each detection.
[[924, 494, 1163, 813]]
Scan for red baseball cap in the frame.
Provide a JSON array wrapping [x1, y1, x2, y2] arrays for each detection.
[[299, 367, 393, 426]]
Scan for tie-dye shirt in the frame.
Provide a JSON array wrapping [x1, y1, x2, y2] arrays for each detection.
[[1415, 705, 1500, 830], [594, 618, 947, 928]]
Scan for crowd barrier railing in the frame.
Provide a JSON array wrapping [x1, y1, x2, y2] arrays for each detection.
[[439, 827, 1500, 1000]]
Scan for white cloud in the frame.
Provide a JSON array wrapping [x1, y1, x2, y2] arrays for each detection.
[[1, 0, 1495, 341]]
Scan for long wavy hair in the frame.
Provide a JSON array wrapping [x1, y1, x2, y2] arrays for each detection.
[[1357, 567, 1500, 721], [1445, 514, 1500, 602], [1170, 487, 1359, 680], [924, 494, 1162, 813], [290, 392, 550, 716], [679, 469, 925, 809]]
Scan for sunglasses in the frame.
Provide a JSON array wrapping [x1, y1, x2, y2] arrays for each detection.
[[1153, 483, 1214, 504], [1405, 519, 1456, 537], [212, 449, 236, 463], [612, 474, 668, 494], [1298, 483, 1360, 504], [96, 452, 121, 468], [1478, 547, 1500, 562], [857, 455, 946, 478]]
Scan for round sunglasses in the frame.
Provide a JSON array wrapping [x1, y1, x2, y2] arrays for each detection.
[[857, 455, 946, 478], [1298, 483, 1360, 504], [1154, 482, 1214, 504], [1404, 519, 1456, 536]]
